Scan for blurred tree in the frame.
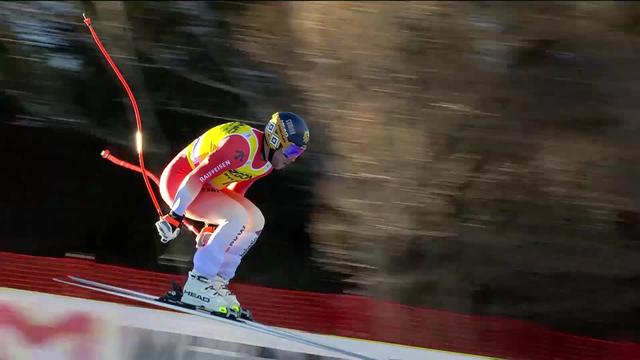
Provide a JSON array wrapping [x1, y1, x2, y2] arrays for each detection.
[[3, 0, 640, 341]]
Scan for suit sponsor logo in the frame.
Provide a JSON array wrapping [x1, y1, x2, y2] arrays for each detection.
[[239, 230, 262, 258], [225, 225, 246, 251], [221, 169, 253, 186], [221, 122, 243, 133], [199, 160, 231, 182]]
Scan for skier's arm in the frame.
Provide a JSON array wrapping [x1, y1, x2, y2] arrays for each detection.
[[170, 135, 250, 217]]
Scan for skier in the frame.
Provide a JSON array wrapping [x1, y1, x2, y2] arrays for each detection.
[[154, 112, 309, 318]]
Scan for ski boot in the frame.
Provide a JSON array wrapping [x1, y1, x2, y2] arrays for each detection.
[[179, 270, 235, 319], [212, 275, 254, 321]]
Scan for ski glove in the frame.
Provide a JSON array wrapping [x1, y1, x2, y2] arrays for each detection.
[[156, 211, 184, 243]]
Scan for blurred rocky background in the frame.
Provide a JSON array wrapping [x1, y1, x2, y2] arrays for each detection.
[[3, 1, 640, 342]]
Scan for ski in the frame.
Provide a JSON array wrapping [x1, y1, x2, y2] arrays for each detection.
[[53, 276, 375, 360], [67, 275, 241, 320]]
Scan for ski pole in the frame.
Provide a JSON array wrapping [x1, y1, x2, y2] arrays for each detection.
[[83, 14, 200, 235], [100, 150, 201, 235], [101, 150, 160, 185]]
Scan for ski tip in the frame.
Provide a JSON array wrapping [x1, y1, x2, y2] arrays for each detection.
[[52, 277, 73, 286], [51, 275, 82, 283]]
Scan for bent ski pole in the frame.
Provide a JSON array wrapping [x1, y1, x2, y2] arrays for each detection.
[[83, 14, 200, 235], [100, 150, 201, 235]]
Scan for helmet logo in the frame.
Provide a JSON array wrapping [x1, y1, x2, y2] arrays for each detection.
[[265, 121, 280, 149], [284, 119, 296, 136], [269, 135, 280, 148], [266, 122, 276, 133], [303, 130, 309, 144]]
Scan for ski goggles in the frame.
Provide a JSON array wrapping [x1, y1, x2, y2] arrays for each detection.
[[282, 142, 306, 159]]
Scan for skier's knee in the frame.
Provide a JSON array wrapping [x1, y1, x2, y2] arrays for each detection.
[[252, 210, 265, 232]]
